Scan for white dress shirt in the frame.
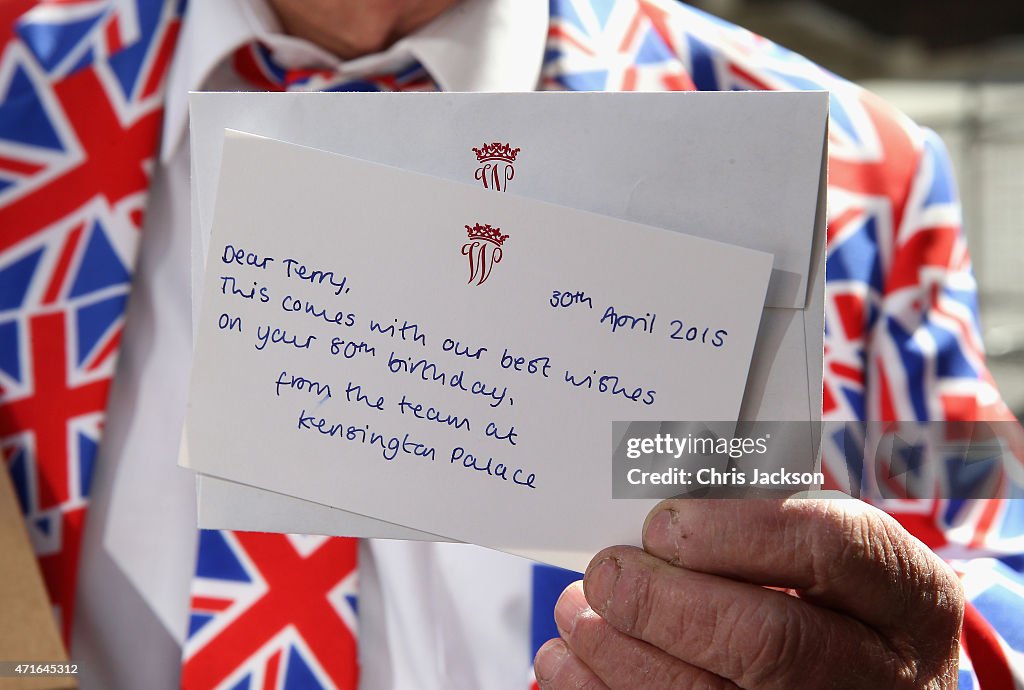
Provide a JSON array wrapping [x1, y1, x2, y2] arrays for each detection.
[[73, 1, 551, 688]]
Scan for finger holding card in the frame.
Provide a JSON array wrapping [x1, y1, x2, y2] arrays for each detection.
[[535, 499, 963, 690]]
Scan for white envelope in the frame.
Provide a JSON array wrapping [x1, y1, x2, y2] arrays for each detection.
[[108, 92, 826, 572], [187, 91, 826, 543]]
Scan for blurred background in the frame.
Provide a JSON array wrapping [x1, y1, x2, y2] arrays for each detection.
[[695, 0, 1024, 418]]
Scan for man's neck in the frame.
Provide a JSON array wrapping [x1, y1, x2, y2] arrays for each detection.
[[268, 0, 462, 60]]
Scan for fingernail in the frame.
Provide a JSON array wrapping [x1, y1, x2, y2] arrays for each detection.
[[553, 581, 588, 637], [534, 638, 568, 684], [643, 508, 676, 558], [584, 557, 620, 615]]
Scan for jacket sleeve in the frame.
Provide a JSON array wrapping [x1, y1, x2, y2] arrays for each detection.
[[867, 125, 1024, 689]]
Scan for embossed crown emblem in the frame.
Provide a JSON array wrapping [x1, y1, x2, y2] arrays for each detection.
[[465, 223, 509, 247], [472, 142, 520, 163]]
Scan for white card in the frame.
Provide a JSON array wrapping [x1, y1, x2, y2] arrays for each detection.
[[182, 130, 772, 570]]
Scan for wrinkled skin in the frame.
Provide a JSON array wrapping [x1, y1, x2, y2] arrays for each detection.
[[534, 499, 963, 690]]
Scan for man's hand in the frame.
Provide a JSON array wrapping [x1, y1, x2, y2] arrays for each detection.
[[533, 499, 964, 689]]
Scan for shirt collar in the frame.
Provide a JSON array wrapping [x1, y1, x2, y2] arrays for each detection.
[[160, 0, 549, 162]]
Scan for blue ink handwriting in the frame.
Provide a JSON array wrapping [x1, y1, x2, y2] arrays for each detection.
[[450, 447, 536, 488], [369, 319, 427, 347], [276, 370, 331, 400], [218, 313, 242, 332], [398, 394, 471, 432], [220, 276, 270, 303], [669, 321, 727, 347], [386, 351, 511, 408], [330, 338, 377, 360], [222, 244, 273, 269], [563, 368, 656, 406], [500, 348, 552, 378], [281, 295, 356, 327], [255, 325, 317, 352], [345, 381, 385, 411], [600, 305, 656, 335], [551, 290, 593, 309], [441, 338, 487, 360], [297, 409, 435, 462], [485, 421, 517, 446], [282, 258, 350, 296]]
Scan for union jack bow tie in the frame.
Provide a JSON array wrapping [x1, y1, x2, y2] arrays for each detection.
[[230, 41, 437, 93]]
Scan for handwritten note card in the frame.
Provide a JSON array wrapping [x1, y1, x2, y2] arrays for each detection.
[[184, 130, 773, 569]]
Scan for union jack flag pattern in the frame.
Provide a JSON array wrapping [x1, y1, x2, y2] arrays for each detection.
[[0, 0, 182, 645], [529, 1, 1024, 688], [183, 531, 359, 690]]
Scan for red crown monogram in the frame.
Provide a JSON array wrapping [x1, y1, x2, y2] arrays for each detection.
[[472, 142, 520, 163], [465, 223, 509, 246]]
